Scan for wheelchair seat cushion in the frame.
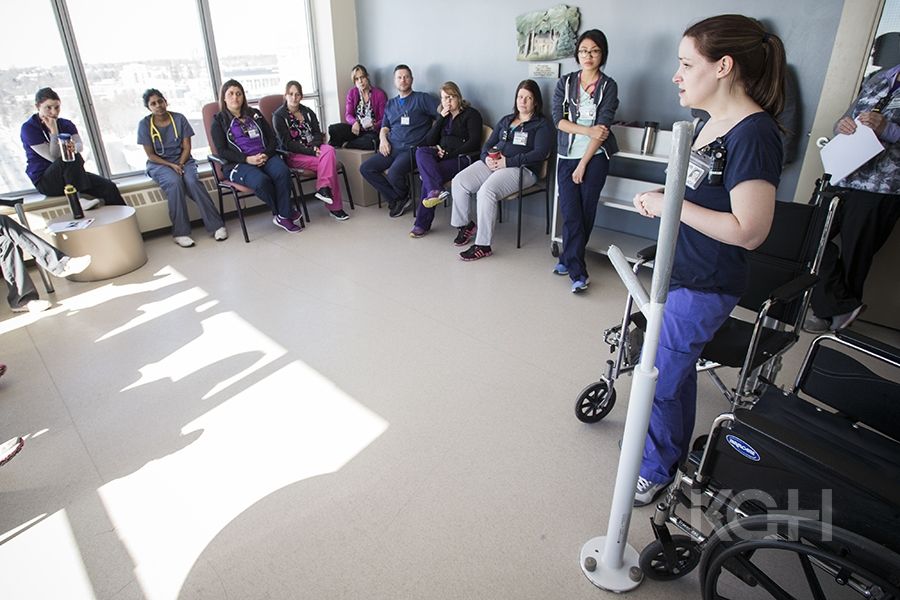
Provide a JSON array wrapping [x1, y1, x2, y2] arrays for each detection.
[[736, 385, 900, 509], [701, 318, 795, 369]]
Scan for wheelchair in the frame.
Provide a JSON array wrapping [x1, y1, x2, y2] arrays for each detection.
[[574, 177, 841, 423], [638, 329, 900, 600]]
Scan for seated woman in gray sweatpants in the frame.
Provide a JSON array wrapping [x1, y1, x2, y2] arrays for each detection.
[[449, 79, 554, 260], [137, 89, 227, 248]]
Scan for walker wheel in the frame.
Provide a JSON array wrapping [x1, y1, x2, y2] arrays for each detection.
[[574, 381, 616, 423], [551, 242, 560, 257], [639, 535, 702, 581]]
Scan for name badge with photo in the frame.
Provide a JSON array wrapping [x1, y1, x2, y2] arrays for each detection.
[[360, 116, 373, 129], [513, 130, 528, 146], [686, 151, 712, 190], [400, 115, 410, 126], [247, 128, 260, 139]]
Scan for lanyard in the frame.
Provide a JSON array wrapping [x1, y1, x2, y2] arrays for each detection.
[[149, 113, 179, 155]]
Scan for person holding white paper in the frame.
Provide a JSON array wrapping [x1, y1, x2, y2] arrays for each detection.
[[808, 64, 900, 332]]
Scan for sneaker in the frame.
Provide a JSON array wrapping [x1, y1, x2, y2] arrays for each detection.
[[10, 299, 52, 313], [214, 227, 228, 241], [315, 187, 334, 205], [830, 304, 866, 331], [422, 190, 448, 209], [453, 222, 477, 246], [291, 210, 304, 225], [459, 244, 492, 261], [273, 215, 302, 233], [80, 198, 100, 211], [571, 278, 589, 293], [552, 263, 568, 276], [0, 437, 24, 467], [330, 209, 350, 221], [174, 236, 195, 248], [634, 476, 672, 507], [389, 197, 412, 218], [0, 363, 6, 379], [56, 255, 92, 277], [803, 312, 831, 334], [409, 226, 428, 238]]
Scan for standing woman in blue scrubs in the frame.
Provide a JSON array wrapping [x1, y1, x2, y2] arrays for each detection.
[[552, 29, 619, 293], [138, 89, 227, 247], [631, 14, 786, 506]]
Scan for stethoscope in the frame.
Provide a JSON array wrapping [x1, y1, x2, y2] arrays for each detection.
[[149, 112, 179, 155]]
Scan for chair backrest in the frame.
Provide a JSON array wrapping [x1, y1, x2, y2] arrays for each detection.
[[257, 94, 282, 129], [481, 125, 493, 148], [202, 102, 227, 180], [738, 198, 830, 323]]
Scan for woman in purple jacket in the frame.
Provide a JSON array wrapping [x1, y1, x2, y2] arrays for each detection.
[[327, 64, 387, 150]]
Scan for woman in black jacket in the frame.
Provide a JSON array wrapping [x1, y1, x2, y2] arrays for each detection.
[[410, 82, 483, 237], [210, 79, 301, 233]]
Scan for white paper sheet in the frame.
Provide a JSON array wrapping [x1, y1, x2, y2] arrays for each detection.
[[819, 118, 885, 185], [47, 218, 94, 233]]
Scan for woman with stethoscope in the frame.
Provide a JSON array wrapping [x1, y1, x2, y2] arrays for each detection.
[[137, 89, 227, 247], [551, 29, 620, 294]]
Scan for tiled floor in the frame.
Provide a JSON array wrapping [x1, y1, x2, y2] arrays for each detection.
[[1, 201, 896, 599]]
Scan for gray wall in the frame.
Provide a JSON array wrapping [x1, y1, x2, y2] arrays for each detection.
[[356, 0, 844, 202]]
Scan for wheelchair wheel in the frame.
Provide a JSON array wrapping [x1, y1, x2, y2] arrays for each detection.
[[639, 535, 702, 581], [575, 381, 616, 423], [551, 241, 560, 257], [700, 515, 900, 600]]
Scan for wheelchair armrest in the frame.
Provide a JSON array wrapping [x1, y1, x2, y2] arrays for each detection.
[[207, 154, 226, 166], [768, 273, 818, 304], [635, 244, 657, 262], [832, 329, 900, 366]]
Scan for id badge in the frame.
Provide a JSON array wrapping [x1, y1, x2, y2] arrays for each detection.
[[513, 130, 528, 146], [685, 151, 712, 190], [400, 115, 410, 126], [361, 116, 373, 129], [247, 128, 260, 139]]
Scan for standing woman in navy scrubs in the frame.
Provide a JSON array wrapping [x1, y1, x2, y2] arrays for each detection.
[[552, 29, 620, 293], [138, 89, 227, 247], [631, 15, 786, 506]]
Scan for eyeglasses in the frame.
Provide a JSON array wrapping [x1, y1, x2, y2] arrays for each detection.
[[578, 48, 602, 57]]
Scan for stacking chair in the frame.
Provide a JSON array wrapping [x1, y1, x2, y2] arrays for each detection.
[[497, 155, 554, 248], [201, 102, 257, 243], [257, 94, 354, 223]]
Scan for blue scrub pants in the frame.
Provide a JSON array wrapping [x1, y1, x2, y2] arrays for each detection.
[[360, 147, 413, 204], [640, 287, 739, 484], [229, 155, 294, 219], [148, 160, 224, 237], [557, 155, 609, 283]]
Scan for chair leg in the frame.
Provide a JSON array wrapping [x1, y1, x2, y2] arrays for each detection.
[[338, 163, 354, 210], [293, 174, 311, 223], [517, 196, 523, 249], [377, 192, 382, 209], [545, 188, 551, 235], [232, 190, 250, 243]]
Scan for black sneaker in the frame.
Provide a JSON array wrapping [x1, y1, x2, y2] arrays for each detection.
[[315, 187, 334, 205], [459, 244, 492, 261], [330, 209, 350, 221], [453, 222, 477, 246], [389, 197, 411, 218]]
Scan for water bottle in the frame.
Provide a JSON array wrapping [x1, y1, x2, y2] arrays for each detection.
[[64, 184, 84, 219], [58, 133, 76, 162], [641, 121, 659, 155]]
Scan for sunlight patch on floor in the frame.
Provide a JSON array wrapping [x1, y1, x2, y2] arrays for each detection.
[[99, 360, 389, 600]]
